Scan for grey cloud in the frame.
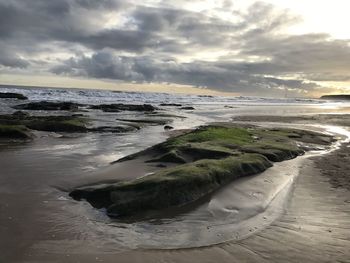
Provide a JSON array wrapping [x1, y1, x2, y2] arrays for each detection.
[[50, 49, 324, 96], [51, 51, 144, 81], [0, 49, 29, 68], [1, 0, 350, 96], [0, 0, 126, 41]]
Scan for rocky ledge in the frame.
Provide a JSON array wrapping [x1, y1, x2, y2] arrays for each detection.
[[0, 111, 146, 137], [0, 125, 34, 140], [90, 103, 157, 112], [70, 124, 334, 218], [0, 92, 28, 100], [0, 111, 89, 134], [12, 101, 162, 114], [13, 101, 82, 111]]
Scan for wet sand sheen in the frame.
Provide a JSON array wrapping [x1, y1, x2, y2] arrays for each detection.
[[14, 148, 350, 263]]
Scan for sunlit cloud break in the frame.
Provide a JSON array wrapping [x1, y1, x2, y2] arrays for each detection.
[[0, 0, 349, 97]]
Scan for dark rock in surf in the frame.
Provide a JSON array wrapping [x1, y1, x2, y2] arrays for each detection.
[[89, 126, 138, 133], [180, 106, 195, 110], [90, 103, 157, 112], [0, 92, 28, 100], [160, 103, 182, 107], [13, 101, 81, 111]]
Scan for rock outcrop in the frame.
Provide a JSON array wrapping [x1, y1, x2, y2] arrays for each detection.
[[70, 125, 334, 218], [90, 103, 157, 112], [0, 92, 28, 100], [13, 101, 82, 111]]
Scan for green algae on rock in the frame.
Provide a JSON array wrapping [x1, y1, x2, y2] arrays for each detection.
[[0, 113, 89, 133], [70, 125, 334, 218], [71, 154, 271, 217], [0, 125, 34, 140], [0, 111, 145, 142]]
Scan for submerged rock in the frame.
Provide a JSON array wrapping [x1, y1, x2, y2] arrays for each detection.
[[13, 101, 82, 111], [25, 117, 88, 132], [0, 92, 28, 100], [89, 126, 138, 133], [116, 118, 171, 126], [90, 103, 157, 112], [12, 111, 30, 118], [160, 103, 182, 107], [180, 106, 195, 110], [70, 125, 334, 218], [164, 125, 174, 130], [145, 112, 186, 119]]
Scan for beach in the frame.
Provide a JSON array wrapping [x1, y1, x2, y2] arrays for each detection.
[[0, 85, 350, 262]]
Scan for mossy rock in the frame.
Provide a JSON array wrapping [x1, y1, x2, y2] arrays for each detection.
[[0, 113, 89, 133], [146, 150, 187, 163], [0, 112, 146, 135], [71, 154, 272, 217], [70, 125, 334, 218], [0, 125, 34, 140]]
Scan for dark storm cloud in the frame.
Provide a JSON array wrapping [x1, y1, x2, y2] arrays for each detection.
[[1, 0, 350, 95], [50, 49, 321, 96]]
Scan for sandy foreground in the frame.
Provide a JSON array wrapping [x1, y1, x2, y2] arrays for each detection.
[[1, 114, 350, 262]]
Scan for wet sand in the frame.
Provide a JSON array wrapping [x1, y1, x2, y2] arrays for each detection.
[[313, 143, 350, 191], [11, 147, 349, 263], [1, 111, 350, 262]]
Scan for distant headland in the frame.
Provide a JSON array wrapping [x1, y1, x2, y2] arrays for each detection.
[[320, 94, 350, 100]]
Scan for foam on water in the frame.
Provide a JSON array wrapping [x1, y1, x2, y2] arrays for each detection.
[[0, 84, 334, 106]]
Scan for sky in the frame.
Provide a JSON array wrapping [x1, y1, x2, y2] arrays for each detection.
[[0, 0, 349, 97]]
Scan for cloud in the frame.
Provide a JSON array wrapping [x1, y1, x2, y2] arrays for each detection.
[[0, 49, 29, 68], [1, 0, 349, 96], [50, 49, 326, 96]]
